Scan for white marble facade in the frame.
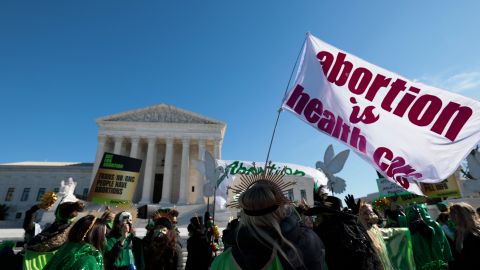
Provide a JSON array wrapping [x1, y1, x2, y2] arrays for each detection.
[[91, 104, 226, 205], [0, 162, 93, 221]]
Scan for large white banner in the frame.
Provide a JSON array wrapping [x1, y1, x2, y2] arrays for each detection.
[[282, 33, 480, 194], [213, 160, 328, 206]]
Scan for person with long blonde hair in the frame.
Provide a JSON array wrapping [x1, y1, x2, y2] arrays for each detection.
[[358, 202, 394, 270], [211, 181, 326, 270], [449, 202, 480, 269]]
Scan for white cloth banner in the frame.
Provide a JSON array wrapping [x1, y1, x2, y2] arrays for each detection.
[[214, 160, 328, 204], [282, 33, 480, 195]]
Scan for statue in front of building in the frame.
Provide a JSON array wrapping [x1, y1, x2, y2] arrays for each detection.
[[58, 177, 78, 203], [38, 178, 79, 230]]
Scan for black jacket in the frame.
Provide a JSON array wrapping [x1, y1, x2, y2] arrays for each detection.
[[185, 233, 212, 270], [312, 209, 383, 270], [449, 232, 480, 270], [231, 213, 326, 270]]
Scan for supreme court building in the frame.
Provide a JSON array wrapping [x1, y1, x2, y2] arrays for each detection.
[[92, 104, 226, 205], [0, 104, 225, 222]]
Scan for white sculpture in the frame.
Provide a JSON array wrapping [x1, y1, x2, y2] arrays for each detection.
[[40, 177, 78, 226], [193, 151, 228, 209], [58, 177, 78, 203], [316, 144, 350, 194]]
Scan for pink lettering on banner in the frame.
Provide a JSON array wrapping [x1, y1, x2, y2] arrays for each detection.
[[316, 50, 473, 141], [285, 84, 367, 154], [349, 97, 380, 124], [283, 33, 480, 193], [373, 147, 422, 189]]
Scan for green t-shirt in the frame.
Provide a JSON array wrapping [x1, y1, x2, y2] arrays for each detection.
[[211, 248, 284, 270], [106, 235, 135, 267], [24, 249, 57, 270], [42, 242, 103, 270]]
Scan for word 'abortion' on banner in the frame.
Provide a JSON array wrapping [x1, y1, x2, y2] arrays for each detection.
[[282, 33, 480, 195], [88, 152, 142, 205]]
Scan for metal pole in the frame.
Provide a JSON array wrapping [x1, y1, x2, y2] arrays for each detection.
[[264, 34, 307, 170]]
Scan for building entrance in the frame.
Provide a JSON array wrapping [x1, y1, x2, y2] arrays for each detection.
[[153, 174, 163, 203]]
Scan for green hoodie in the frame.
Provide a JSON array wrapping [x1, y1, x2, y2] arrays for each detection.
[[106, 235, 135, 267], [405, 204, 453, 269]]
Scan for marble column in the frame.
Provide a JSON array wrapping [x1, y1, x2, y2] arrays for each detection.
[[214, 139, 222, 159], [89, 135, 107, 186], [198, 140, 206, 160], [196, 139, 206, 203], [113, 136, 124, 154], [96, 135, 108, 164], [130, 137, 141, 158], [160, 137, 174, 204], [178, 138, 190, 204], [139, 137, 157, 204]]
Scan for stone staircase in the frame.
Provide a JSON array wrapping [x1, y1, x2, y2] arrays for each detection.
[[179, 241, 188, 270]]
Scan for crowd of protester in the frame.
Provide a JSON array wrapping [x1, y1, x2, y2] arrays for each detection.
[[0, 183, 479, 269]]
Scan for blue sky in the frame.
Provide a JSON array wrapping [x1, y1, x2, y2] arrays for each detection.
[[1, 1, 479, 199]]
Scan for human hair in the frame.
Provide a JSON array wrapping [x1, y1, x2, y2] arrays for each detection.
[[68, 215, 107, 253], [358, 202, 378, 229], [153, 225, 178, 253], [358, 202, 393, 269], [56, 201, 85, 222], [237, 182, 302, 268], [147, 224, 179, 269], [436, 212, 449, 224], [449, 202, 480, 252], [188, 216, 205, 235], [111, 211, 135, 236], [101, 210, 115, 223]]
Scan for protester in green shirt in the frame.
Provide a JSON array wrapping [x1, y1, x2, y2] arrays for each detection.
[[405, 204, 453, 269], [105, 211, 144, 270], [43, 215, 106, 270], [24, 201, 85, 270]]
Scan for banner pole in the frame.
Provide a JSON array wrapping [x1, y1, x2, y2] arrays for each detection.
[[264, 34, 307, 169]]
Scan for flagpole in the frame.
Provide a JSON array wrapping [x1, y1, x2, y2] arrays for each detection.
[[264, 34, 308, 169]]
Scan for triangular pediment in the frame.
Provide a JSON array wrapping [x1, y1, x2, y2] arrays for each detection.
[[97, 104, 225, 125]]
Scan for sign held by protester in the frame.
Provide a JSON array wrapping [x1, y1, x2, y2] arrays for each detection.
[[282, 33, 480, 194], [88, 152, 142, 205], [376, 178, 426, 205], [419, 172, 462, 199], [377, 178, 413, 198]]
